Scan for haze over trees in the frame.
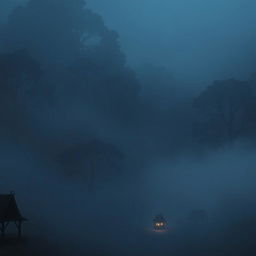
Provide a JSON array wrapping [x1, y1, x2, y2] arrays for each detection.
[[0, 0, 141, 186], [0, 0, 256, 184], [194, 79, 256, 146], [1, 0, 256, 256]]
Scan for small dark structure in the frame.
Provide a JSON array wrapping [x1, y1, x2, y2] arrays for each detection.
[[153, 214, 167, 230], [0, 192, 27, 238]]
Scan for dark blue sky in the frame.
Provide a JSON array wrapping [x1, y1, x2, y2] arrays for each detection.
[[87, 0, 256, 83]]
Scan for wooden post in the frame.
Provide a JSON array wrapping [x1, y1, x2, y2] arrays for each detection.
[[1, 222, 5, 238], [17, 221, 22, 238]]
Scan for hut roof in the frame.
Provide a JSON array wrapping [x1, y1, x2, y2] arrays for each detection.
[[153, 214, 166, 222], [0, 194, 27, 222]]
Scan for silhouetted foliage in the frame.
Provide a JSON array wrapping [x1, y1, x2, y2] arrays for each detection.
[[0, 0, 255, 185], [58, 139, 123, 187], [2, 0, 105, 64], [0, 0, 140, 178], [0, 0, 140, 123], [194, 79, 255, 146], [0, 49, 41, 139], [1, 1, 256, 255]]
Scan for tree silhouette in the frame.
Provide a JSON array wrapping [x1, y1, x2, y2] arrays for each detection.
[[194, 79, 254, 145], [58, 139, 123, 190], [0, 49, 41, 139]]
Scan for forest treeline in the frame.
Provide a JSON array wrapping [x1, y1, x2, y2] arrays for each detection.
[[0, 0, 256, 186]]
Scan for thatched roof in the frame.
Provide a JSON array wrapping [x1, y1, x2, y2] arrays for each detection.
[[0, 194, 27, 222]]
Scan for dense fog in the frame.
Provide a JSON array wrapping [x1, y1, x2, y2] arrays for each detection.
[[87, 0, 256, 83], [0, 0, 256, 255]]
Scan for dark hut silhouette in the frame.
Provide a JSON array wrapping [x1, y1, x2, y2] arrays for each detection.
[[153, 214, 167, 230], [0, 192, 27, 238]]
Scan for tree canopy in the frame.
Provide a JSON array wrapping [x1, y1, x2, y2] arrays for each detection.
[[194, 79, 255, 145]]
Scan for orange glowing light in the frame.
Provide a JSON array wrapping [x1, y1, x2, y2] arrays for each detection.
[[155, 222, 164, 227]]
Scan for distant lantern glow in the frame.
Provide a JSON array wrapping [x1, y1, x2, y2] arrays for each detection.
[[153, 215, 167, 231]]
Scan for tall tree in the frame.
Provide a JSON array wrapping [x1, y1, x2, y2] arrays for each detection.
[[0, 49, 41, 138], [1, 0, 124, 67], [58, 139, 123, 190], [194, 79, 254, 146], [1, 0, 140, 120]]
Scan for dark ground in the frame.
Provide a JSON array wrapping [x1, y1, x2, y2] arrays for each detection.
[[1, 218, 256, 256]]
